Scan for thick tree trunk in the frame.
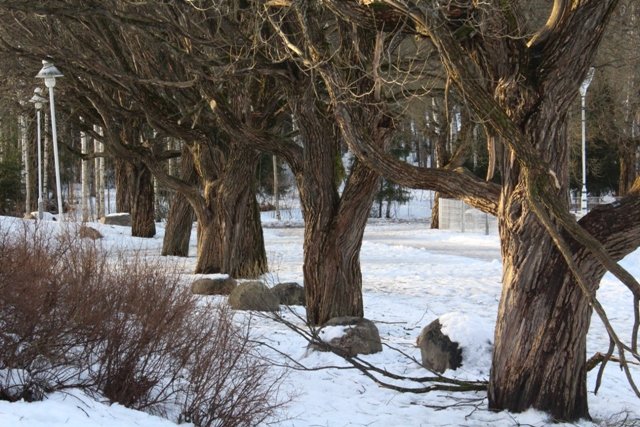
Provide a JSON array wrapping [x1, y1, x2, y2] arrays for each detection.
[[489, 217, 593, 420], [191, 142, 267, 277], [214, 146, 267, 278], [127, 160, 156, 238], [489, 112, 591, 421], [489, 179, 640, 421], [301, 159, 379, 325], [294, 93, 380, 325], [194, 192, 266, 277], [162, 146, 196, 257], [195, 216, 221, 274]]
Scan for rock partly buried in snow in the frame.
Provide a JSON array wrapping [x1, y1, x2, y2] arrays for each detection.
[[416, 319, 462, 373], [191, 277, 237, 296], [272, 282, 305, 306], [100, 213, 131, 226], [79, 225, 103, 240], [314, 317, 382, 357], [228, 281, 280, 311]]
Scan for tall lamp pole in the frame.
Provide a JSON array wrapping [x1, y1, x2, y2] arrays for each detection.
[[29, 88, 48, 220], [36, 59, 64, 221], [579, 67, 595, 216]]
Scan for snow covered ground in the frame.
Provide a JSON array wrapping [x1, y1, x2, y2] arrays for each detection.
[[1, 195, 639, 427]]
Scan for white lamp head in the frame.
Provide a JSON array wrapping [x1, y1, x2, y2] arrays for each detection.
[[29, 87, 48, 110], [579, 67, 595, 97], [36, 59, 63, 88]]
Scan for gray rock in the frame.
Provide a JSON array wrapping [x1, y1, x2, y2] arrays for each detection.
[[272, 282, 305, 306], [228, 281, 280, 312], [191, 277, 237, 296], [314, 317, 382, 357], [416, 319, 462, 373], [100, 213, 131, 226], [79, 225, 103, 240]]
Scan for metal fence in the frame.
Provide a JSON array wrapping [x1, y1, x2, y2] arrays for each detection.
[[439, 195, 620, 234], [438, 198, 498, 235]]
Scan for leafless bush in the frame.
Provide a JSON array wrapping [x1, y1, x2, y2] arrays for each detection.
[[0, 221, 287, 425], [179, 306, 288, 427], [0, 221, 97, 401]]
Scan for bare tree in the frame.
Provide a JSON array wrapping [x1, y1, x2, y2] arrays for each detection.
[[0, 2, 269, 275], [312, 0, 640, 421]]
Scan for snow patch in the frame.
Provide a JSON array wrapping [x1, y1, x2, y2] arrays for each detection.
[[318, 325, 349, 342], [439, 311, 493, 373]]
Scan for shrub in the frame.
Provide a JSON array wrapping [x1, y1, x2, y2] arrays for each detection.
[[0, 220, 287, 425]]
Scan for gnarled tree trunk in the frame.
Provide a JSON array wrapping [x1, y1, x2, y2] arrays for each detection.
[[213, 145, 267, 278], [300, 159, 379, 325], [490, 174, 640, 421], [488, 108, 594, 420], [293, 90, 380, 325], [191, 141, 267, 277]]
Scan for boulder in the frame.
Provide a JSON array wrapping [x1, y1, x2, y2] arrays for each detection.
[[315, 317, 382, 357], [100, 213, 131, 226], [272, 282, 305, 306], [228, 281, 280, 312], [191, 277, 237, 296], [416, 319, 462, 373], [79, 225, 103, 240]]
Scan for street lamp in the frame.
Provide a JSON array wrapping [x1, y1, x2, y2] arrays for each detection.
[[36, 59, 64, 221], [29, 87, 48, 220], [579, 67, 595, 216]]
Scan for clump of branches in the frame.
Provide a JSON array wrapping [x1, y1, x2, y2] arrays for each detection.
[[256, 309, 486, 395], [0, 221, 287, 426]]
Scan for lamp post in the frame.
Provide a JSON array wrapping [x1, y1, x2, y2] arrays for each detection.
[[579, 67, 595, 216], [29, 88, 48, 220], [36, 59, 64, 220]]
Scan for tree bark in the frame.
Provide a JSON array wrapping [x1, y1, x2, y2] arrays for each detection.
[[618, 140, 637, 196], [490, 163, 640, 423], [430, 131, 449, 229], [115, 159, 131, 213], [213, 145, 267, 278], [317, 0, 634, 420], [127, 159, 156, 238], [488, 112, 592, 419], [189, 141, 268, 277], [292, 89, 380, 325], [489, 225, 593, 419], [162, 145, 196, 257], [344, 1, 628, 420], [301, 161, 378, 326]]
